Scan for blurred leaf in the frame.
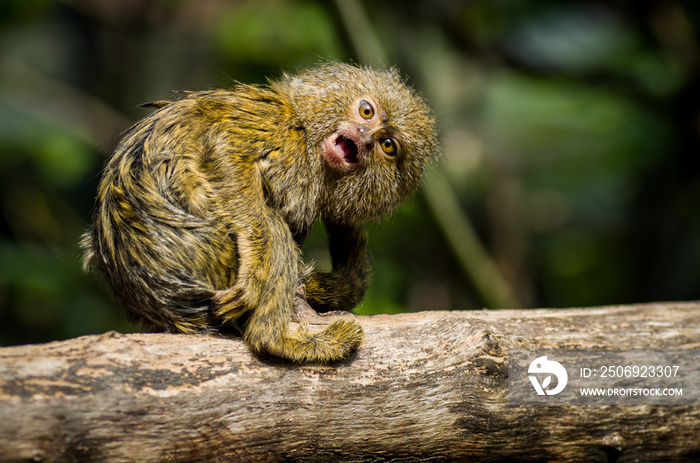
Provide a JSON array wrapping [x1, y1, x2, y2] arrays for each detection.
[[0, 239, 127, 345], [215, 0, 343, 65], [504, 5, 634, 73], [35, 129, 93, 188], [484, 72, 669, 225]]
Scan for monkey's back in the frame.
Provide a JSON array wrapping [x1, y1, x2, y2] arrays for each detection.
[[82, 89, 289, 333]]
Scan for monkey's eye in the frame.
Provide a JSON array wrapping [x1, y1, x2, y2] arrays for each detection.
[[379, 138, 398, 157], [358, 100, 374, 120]]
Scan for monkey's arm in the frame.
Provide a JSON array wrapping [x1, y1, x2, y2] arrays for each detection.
[[304, 221, 371, 312]]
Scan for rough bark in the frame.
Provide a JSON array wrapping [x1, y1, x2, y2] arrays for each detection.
[[0, 301, 699, 462]]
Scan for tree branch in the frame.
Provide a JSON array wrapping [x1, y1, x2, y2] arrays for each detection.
[[1, 302, 699, 462]]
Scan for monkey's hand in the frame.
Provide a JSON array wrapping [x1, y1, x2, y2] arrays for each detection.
[[304, 221, 370, 312]]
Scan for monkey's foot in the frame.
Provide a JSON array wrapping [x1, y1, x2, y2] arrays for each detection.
[[213, 285, 250, 323], [278, 317, 364, 363]]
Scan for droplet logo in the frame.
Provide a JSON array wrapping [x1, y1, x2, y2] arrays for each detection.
[[528, 356, 568, 396]]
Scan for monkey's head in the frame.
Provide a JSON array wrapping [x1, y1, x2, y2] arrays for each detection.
[[279, 63, 439, 224]]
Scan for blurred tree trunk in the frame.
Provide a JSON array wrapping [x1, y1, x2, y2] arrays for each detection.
[[0, 302, 699, 462]]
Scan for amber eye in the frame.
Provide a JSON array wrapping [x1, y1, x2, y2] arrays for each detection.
[[379, 138, 398, 156], [358, 100, 374, 119]]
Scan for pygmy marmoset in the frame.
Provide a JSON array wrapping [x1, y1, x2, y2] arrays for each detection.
[[81, 63, 438, 363]]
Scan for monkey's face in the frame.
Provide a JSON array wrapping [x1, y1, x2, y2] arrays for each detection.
[[282, 63, 438, 224], [321, 95, 399, 171], [318, 86, 437, 225]]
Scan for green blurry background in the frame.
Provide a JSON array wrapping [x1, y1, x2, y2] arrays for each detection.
[[1, 0, 699, 346]]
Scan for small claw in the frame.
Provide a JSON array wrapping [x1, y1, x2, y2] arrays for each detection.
[[213, 287, 249, 322]]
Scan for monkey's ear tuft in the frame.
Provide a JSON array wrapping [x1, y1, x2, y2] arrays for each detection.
[[140, 100, 171, 109]]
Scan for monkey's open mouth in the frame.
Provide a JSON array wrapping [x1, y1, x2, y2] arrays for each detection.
[[323, 133, 361, 169], [335, 135, 359, 164]]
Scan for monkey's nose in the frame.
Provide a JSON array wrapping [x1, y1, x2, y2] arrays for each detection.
[[355, 124, 368, 135], [355, 125, 374, 148]]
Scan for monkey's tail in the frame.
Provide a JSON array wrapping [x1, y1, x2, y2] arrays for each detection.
[[248, 318, 364, 363]]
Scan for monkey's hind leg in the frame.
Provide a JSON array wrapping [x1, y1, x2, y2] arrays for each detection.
[[237, 269, 364, 362], [220, 213, 364, 363], [242, 294, 364, 363], [214, 282, 365, 363], [283, 318, 364, 363]]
